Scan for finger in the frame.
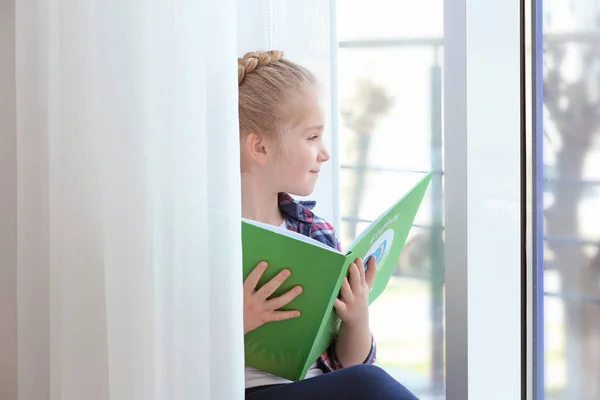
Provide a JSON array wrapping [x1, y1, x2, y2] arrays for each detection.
[[340, 277, 353, 302], [243, 261, 268, 295], [268, 310, 301, 322], [355, 257, 366, 285], [266, 285, 303, 310], [256, 268, 291, 299], [334, 298, 347, 316], [349, 263, 362, 291], [365, 256, 377, 288]]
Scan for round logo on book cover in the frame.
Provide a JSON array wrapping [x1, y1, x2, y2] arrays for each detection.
[[363, 229, 395, 271]]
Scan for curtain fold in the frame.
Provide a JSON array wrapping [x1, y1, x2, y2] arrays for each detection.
[[10, 0, 244, 399]]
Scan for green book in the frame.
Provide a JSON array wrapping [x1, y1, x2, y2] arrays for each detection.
[[242, 171, 433, 381]]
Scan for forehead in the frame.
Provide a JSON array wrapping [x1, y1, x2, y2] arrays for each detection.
[[284, 92, 324, 131]]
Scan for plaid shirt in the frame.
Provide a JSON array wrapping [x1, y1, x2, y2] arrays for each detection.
[[278, 192, 377, 372]]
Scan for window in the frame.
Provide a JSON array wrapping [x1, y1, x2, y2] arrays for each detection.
[[336, 1, 445, 398], [541, 0, 600, 398]]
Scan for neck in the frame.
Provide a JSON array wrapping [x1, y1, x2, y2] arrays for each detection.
[[241, 172, 284, 226]]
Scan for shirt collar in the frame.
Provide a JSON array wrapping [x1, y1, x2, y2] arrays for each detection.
[[277, 192, 316, 223]]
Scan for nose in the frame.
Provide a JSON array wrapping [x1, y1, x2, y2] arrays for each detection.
[[318, 145, 330, 163]]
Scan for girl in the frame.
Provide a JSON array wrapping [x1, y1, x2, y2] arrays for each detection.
[[239, 50, 419, 400]]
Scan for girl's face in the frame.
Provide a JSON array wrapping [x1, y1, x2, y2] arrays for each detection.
[[269, 94, 330, 197]]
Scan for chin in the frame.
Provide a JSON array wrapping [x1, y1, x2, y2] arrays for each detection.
[[287, 185, 316, 198]]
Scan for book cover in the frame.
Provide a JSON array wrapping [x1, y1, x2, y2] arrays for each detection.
[[242, 171, 433, 381]]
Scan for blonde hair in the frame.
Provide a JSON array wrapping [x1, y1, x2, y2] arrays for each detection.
[[237, 50, 316, 141]]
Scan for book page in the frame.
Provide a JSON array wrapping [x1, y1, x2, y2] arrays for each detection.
[[242, 218, 342, 254]]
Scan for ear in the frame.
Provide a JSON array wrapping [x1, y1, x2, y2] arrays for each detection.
[[243, 131, 270, 165]]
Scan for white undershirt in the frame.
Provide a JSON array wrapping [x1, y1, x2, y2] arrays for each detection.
[[244, 362, 323, 389], [244, 219, 324, 389]]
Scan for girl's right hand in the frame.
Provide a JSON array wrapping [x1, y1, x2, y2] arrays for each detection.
[[243, 261, 303, 335]]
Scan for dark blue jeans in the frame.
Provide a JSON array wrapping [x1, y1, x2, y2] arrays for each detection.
[[245, 364, 419, 400]]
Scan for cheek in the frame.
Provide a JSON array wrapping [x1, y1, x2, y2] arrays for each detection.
[[298, 152, 315, 171], [275, 144, 316, 179], [303, 144, 318, 161]]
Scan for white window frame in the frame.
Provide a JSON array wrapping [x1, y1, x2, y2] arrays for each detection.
[[444, 0, 525, 399]]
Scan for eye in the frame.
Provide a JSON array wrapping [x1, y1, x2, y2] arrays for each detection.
[[309, 134, 319, 141]]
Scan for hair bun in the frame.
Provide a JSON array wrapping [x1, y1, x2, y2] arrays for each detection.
[[238, 50, 284, 85]]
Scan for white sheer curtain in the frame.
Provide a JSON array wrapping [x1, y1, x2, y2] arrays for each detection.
[[2, 0, 244, 399]]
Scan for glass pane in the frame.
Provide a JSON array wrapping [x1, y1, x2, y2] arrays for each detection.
[[337, 0, 443, 41], [338, 47, 443, 172], [541, 1, 600, 398], [340, 168, 443, 226], [337, 3, 445, 398]]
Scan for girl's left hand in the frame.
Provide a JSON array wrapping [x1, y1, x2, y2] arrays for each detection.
[[334, 256, 377, 328]]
